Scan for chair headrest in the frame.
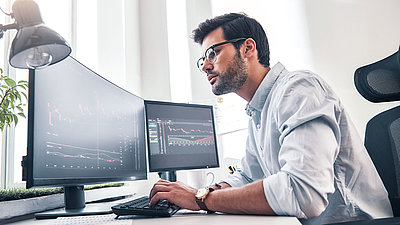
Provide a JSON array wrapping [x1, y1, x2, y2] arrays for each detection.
[[354, 45, 400, 103]]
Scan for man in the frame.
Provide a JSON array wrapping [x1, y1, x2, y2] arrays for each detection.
[[149, 13, 393, 224]]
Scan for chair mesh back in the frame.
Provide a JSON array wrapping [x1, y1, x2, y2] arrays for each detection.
[[391, 119, 400, 170], [367, 69, 400, 95], [354, 47, 400, 102], [365, 106, 400, 216], [365, 106, 400, 198]]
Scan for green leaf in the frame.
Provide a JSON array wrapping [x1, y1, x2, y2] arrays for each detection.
[[17, 80, 28, 84], [13, 114, 18, 125], [4, 78, 16, 87], [17, 85, 27, 90], [10, 94, 15, 103], [5, 115, 11, 123], [15, 92, 21, 101], [18, 112, 26, 118], [21, 92, 28, 100]]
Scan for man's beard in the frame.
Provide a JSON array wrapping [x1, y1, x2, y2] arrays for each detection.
[[212, 53, 248, 96]]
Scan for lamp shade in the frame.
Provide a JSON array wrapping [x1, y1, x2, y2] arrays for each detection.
[[9, 24, 71, 69]]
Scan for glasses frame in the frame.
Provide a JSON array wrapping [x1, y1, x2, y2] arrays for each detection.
[[197, 38, 247, 72]]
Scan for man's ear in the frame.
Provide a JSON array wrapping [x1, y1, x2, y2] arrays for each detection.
[[243, 38, 257, 57]]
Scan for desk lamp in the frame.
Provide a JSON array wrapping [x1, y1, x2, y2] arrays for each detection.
[[0, 0, 71, 69]]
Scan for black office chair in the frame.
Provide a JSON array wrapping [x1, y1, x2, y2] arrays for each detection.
[[354, 45, 400, 217]]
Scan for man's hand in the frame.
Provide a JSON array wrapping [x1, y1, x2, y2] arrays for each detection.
[[149, 179, 200, 210]]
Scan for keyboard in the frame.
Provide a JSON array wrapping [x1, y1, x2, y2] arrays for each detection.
[[111, 196, 181, 217]]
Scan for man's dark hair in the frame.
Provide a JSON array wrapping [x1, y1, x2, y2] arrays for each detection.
[[192, 12, 270, 67]]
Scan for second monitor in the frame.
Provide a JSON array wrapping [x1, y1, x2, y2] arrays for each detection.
[[144, 100, 219, 181]]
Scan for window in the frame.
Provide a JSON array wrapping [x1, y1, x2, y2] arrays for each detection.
[[166, 0, 192, 102]]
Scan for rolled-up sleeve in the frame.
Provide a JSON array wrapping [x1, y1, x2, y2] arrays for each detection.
[[264, 117, 339, 218], [264, 76, 341, 218]]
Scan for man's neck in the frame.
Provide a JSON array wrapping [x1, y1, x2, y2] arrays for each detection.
[[236, 66, 271, 102]]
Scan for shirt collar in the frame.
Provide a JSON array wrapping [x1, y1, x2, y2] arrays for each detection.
[[246, 62, 286, 116]]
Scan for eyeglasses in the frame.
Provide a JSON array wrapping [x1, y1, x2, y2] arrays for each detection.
[[197, 38, 246, 72]]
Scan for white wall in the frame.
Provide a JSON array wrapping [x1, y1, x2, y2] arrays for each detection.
[[302, 0, 400, 138]]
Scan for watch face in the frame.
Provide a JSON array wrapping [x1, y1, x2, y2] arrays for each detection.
[[195, 188, 209, 198]]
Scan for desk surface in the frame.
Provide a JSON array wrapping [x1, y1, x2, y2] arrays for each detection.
[[9, 210, 301, 225]]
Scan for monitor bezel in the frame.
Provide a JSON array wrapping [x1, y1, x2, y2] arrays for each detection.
[[24, 57, 147, 189], [144, 100, 220, 172]]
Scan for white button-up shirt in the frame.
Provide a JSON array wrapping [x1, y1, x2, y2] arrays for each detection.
[[221, 62, 393, 224]]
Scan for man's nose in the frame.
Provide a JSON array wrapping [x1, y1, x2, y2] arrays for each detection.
[[201, 59, 213, 73]]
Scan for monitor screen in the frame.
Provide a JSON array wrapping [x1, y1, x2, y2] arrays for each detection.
[[22, 56, 147, 218], [144, 100, 219, 173]]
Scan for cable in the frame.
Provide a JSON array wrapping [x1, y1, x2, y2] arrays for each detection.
[[0, 6, 11, 16], [206, 172, 215, 186]]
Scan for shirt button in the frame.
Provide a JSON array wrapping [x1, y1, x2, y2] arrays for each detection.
[[256, 124, 261, 129]]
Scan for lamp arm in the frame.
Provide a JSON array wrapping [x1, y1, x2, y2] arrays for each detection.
[[0, 23, 18, 31], [0, 23, 18, 39]]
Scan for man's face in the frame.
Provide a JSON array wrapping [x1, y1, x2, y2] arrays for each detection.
[[200, 28, 248, 95]]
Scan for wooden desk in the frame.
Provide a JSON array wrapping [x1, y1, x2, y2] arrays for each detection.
[[9, 210, 301, 225]]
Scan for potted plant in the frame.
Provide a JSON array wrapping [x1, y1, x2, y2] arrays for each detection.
[[0, 68, 28, 131]]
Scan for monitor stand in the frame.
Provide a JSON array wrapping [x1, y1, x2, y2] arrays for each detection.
[[158, 170, 176, 182], [35, 185, 113, 219]]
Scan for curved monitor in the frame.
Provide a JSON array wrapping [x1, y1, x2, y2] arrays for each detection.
[[22, 56, 147, 218], [144, 100, 219, 181]]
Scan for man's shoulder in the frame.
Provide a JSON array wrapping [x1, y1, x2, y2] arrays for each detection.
[[275, 69, 325, 91], [281, 69, 320, 81], [271, 69, 337, 105]]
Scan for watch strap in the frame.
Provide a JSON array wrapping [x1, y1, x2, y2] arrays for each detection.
[[195, 187, 215, 213], [195, 198, 210, 211]]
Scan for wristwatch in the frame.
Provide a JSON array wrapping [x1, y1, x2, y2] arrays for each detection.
[[195, 187, 215, 212]]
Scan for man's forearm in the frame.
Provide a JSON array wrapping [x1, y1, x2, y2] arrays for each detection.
[[205, 179, 276, 215]]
